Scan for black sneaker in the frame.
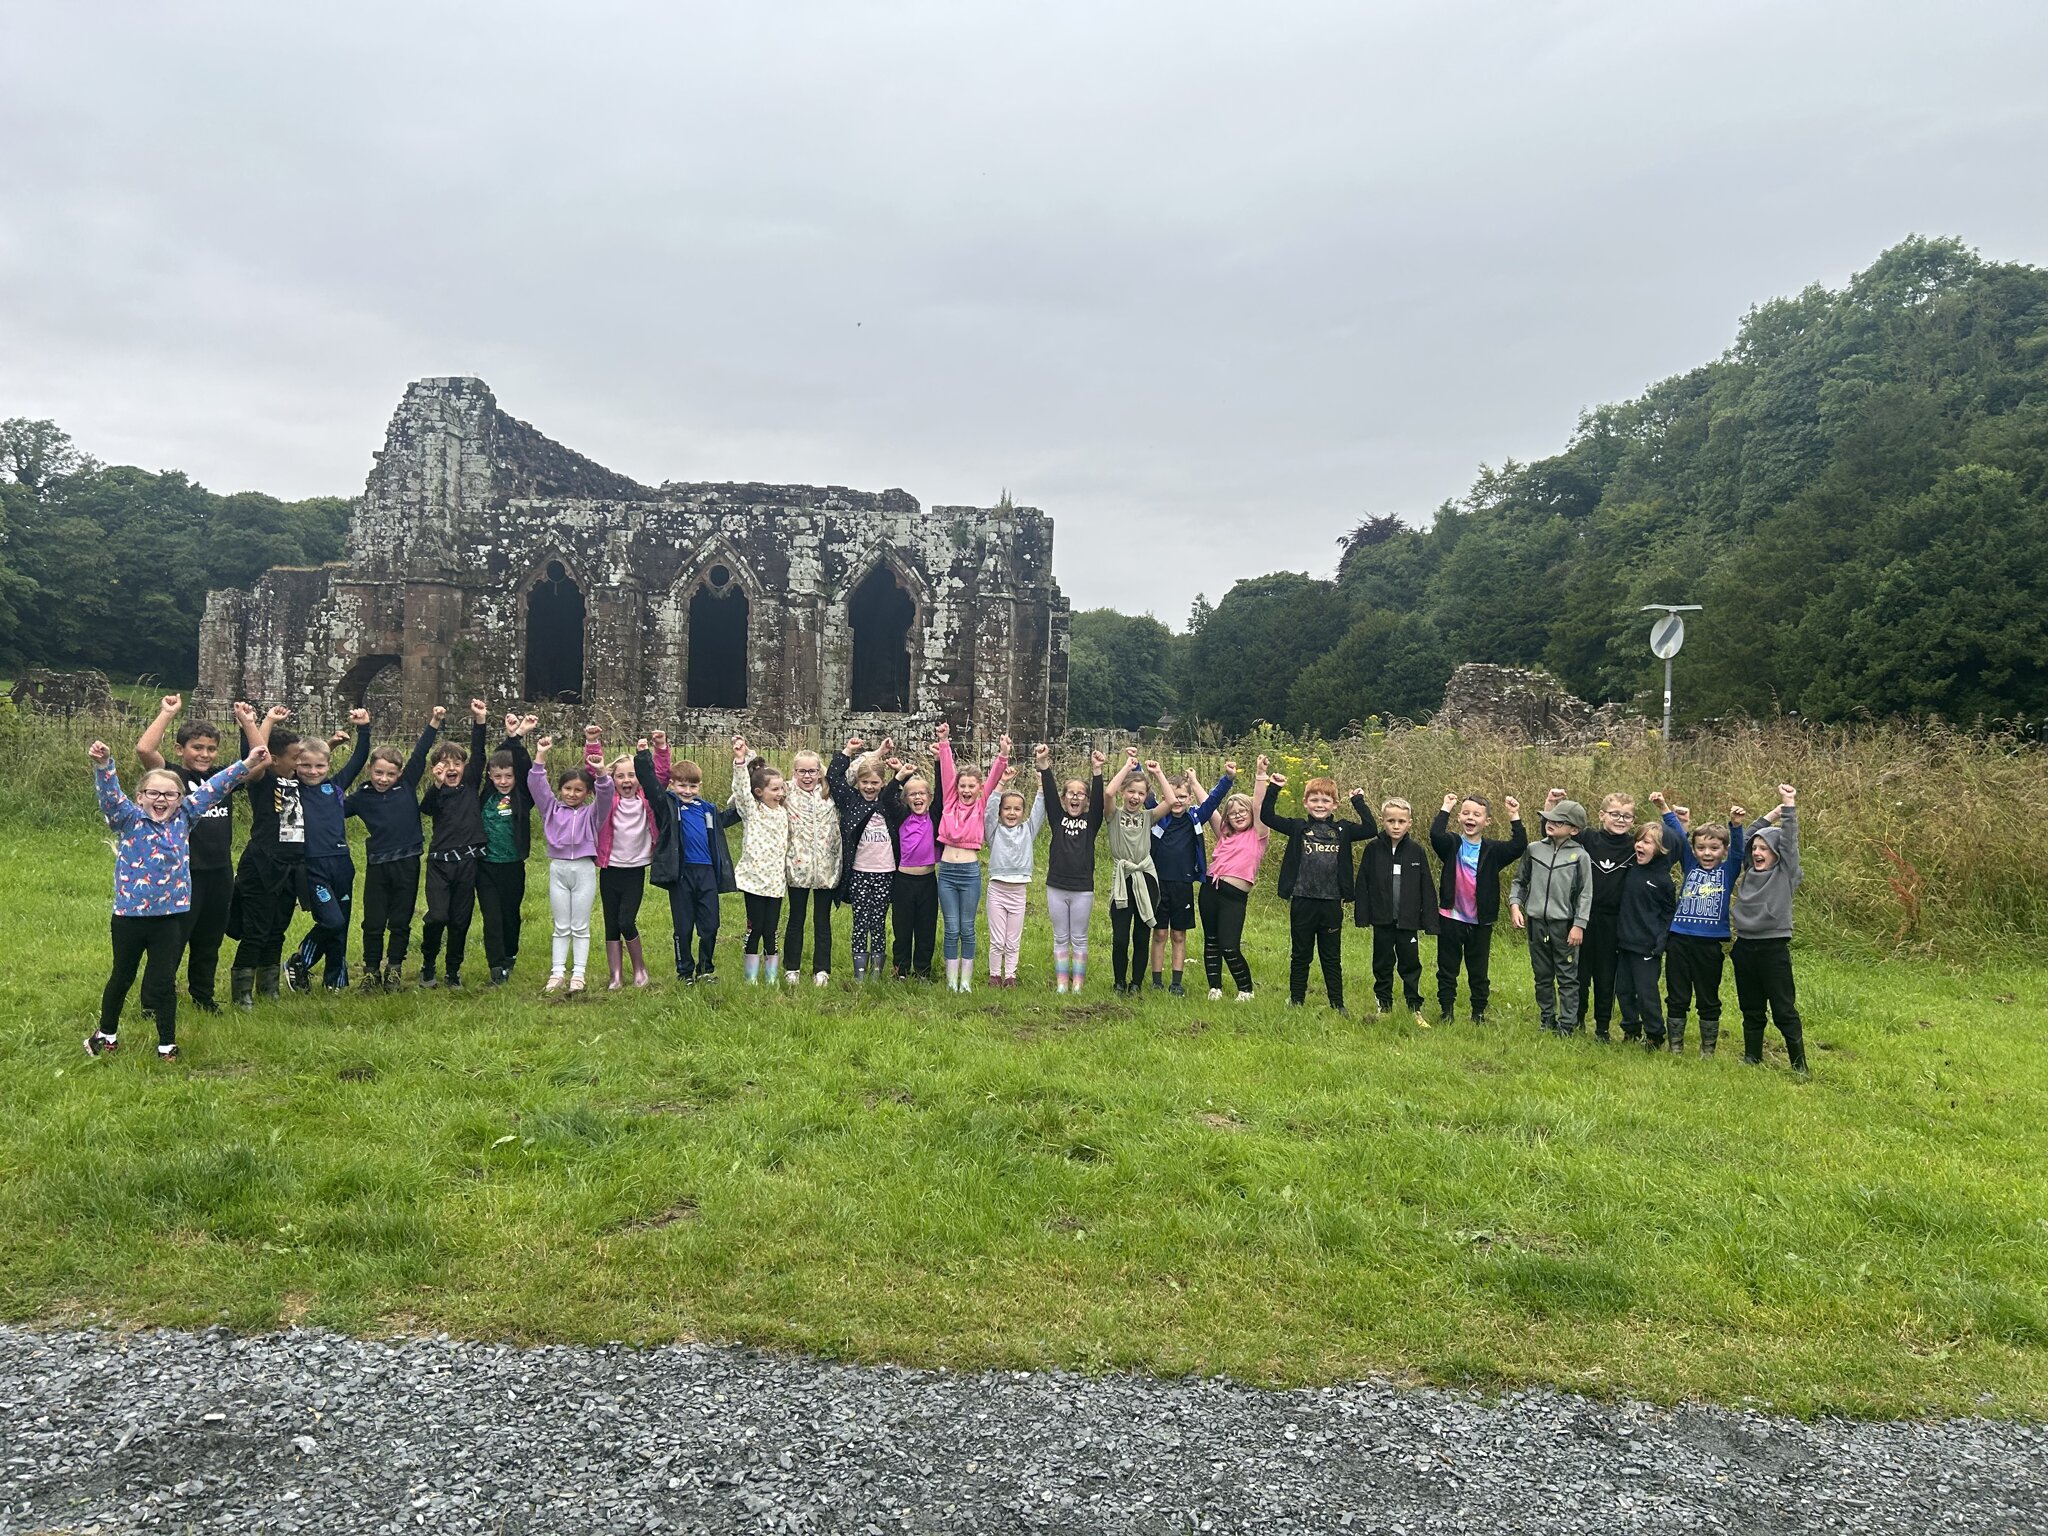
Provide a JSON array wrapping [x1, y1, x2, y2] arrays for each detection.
[[191, 996, 221, 1015], [1150, 977, 1166, 991], [84, 1031, 119, 1057], [489, 967, 509, 987], [1168, 981, 1186, 997], [284, 958, 311, 994], [418, 965, 439, 990], [445, 972, 463, 990], [156, 1044, 180, 1063]]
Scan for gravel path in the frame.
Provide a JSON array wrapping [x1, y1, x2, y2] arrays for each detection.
[[1, 1325, 2038, 1534]]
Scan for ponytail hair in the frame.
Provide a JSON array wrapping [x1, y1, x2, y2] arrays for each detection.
[[747, 754, 775, 798]]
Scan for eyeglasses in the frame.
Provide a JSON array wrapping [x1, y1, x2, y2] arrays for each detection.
[[141, 790, 183, 801]]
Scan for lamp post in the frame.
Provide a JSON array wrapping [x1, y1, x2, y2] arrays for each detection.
[[1641, 603, 1702, 743]]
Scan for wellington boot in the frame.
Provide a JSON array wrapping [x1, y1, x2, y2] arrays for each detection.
[[231, 968, 257, 1011], [605, 940, 625, 991], [256, 966, 282, 1001]]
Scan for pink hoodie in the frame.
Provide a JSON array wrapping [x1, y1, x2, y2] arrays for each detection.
[[934, 736, 1007, 852]]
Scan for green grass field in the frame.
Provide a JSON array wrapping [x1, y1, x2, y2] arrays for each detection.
[[4, 814, 2045, 1420]]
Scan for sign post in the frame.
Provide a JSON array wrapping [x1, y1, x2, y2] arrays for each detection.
[[1641, 603, 1701, 743]]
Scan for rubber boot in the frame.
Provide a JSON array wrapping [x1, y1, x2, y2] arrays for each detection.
[[764, 955, 781, 986], [231, 967, 257, 1011], [626, 937, 649, 988], [1785, 1023, 1809, 1074], [1666, 1016, 1686, 1053], [1699, 1015, 1720, 1057], [605, 939, 624, 991], [256, 966, 282, 1001]]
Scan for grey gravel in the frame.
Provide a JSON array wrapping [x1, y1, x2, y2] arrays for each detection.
[[1, 1324, 2039, 1534]]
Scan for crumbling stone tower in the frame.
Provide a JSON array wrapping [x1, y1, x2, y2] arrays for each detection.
[[198, 378, 1069, 741]]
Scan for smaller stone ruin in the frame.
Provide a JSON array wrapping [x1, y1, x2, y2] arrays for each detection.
[[10, 667, 116, 718], [1432, 663, 1631, 744]]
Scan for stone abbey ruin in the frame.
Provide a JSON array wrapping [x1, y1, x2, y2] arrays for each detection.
[[198, 378, 1069, 740]]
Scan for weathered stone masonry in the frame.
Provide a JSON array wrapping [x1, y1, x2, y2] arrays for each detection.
[[198, 378, 1069, 742]]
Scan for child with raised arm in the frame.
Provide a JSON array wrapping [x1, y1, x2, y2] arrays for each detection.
[[1540, 788, 1641, 1039], [227, 703, 302, 1009], [1200, 757, 1267, 1002], [477, 712, 540, 986], [591, 726, 656, 990], [828, 736, 896, 983], [1353, 796, 1436, 1018], [729, 735, 792, 984], [982, 755, 1049, 987], [1730, 785, 1806, 1073], [1146, 760, 1233, 995], [1104, 747, 1166, 996], [343, 703, 440, 988], [1260, 770, 1375, 1012], [282, 709, 372, 992], [86, 708, 267, 1061], [1652, 789, 1747, 1056], [933, 723, 1009, 993], [528, 728, 613, 995], [783, 748, 843, 986], [649, 732, 735, 984], [1429, 791, 1527, 1024], [135, 694, 239, 1013], [1041, 748, 1107, 993], [1614, 819, 1680, 1048], [879, 754, 941, 982], [1509, 799, 1594, 1035], [415, 699, 491, 989]]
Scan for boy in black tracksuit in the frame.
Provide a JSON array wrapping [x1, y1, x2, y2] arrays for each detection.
[[1429, 792, 1527, 1023], [416, 701, 489, 988], [284, 715, 372, 991], [344, 707, 439, 986], [1614, 821, 1680, 1048], [1260, 775, 1374, 1011], [1352, 796, 1437, 1016], [228, 708, 305, 1008], [644, 736, 737, 982], [478, 714, 539, 985]]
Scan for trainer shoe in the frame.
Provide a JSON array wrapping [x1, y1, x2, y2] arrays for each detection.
[[84, 1031, 119, 1057], [1236, 992, 1254, 1004], [156, 1044, 180, 1063], [284, 958, 311, 993], [814, 970, 830, 987], [1208, 988, 1223, 1001], [445, 973, 463, 990], [1168, 981, 1186, 997], [544, 972, 566, 994], [568, 973, 587, 995]]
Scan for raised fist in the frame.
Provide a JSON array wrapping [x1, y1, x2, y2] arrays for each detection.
[[469, 698, 488, 722], [1089, 750, 1106, 771], [936, 721, 951, 741], [1729, 804, 1748, 824], [1504, 795, 1521, 817], [535, 735, 555, 754], [636, 738, 650, 753], [1441, 792, 1458, 814], [88, 740, 111, 763], [1033, 743, 1052, 768], [582, 724, 603, 743], [1256, 754, 1270, 774], [429, 705, 447, 726], [348, 707, 370, 726], [650, 729, 667, 747], [1779, 784, 1798, 805], [160, 693, 182, 715], [266, 704, 292, 724], [1269, 772, 1288, 788], [998, 733, 1013, 756]]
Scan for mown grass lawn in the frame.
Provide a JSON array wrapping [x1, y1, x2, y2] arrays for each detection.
[[3, 819, 2044, 1419]]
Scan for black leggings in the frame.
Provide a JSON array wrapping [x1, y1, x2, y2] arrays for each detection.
[[891, 871, 936, 977], [1198, 880, 1253, 993], [182, 865, 232, 1005], [743, 892, 783, 956], [1288, 897, 1344, 1007], [600, 864, 647, 941], [1110, 876, 1158, 988], [478, 859, 526, 970], [361, 857, 420, 971], [1575, 908, 1620, 1031], [784, 886, 834, 973], [103, 914, 186, 1047]]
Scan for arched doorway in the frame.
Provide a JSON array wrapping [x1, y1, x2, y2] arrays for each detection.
[[687, 565, 748, 709], [525, 561, 585, 704], [849, 565, 916, 712], [337, 654, 403, 722]]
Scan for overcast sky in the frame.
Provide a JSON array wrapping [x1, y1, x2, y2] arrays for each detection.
[[5, 1, 2046, 623]]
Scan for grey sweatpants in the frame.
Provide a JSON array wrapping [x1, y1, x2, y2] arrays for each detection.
[[1527, 918, 1581, 1031]]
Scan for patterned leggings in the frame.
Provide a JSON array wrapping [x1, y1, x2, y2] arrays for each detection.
[[1047, 887, 1094, 982], [848, 871, 892, 962]]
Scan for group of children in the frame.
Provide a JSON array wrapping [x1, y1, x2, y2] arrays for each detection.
[[85, 697, 1809, 1074]]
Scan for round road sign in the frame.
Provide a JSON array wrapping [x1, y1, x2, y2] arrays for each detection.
[[1650, 613, 1686, 660]]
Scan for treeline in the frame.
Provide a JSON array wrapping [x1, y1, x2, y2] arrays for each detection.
[[0, 420, 351, 684], [1072, 237, 2048, 735]]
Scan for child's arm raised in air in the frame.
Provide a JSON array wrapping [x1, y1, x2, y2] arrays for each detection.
[[1429, 794, 1459, 858], [463, 701, 488, 788], [727, 736, 756, 819], [88, 740, 139, 830], [335, 709, 372, 791], [985, 733, 1012, 795], [1497, 795, 1527, 859], [135, 693, 181, 772], [405, 708, 442, 789], [1346, 789, 1378, 839], [1104, 746, 1138, 801], [933, 721, 958, 803], [1259, 773, 1305, 836], [1776, 785, 1801, 884], [526, 736, 558, 813], [1142, 760, 1173, 824], [1192, 762, 1234, 825]]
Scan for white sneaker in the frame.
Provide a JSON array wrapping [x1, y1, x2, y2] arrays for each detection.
[[1208, 988, 1223, 1001], [784, 968, 800, 985], [813, 970, 830, 987], [1236, 992, 1254, 1004]]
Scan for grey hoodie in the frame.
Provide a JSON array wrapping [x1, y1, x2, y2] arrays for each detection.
[[1730, 806, 1801, 939], [1509, 836, 1594, 925]]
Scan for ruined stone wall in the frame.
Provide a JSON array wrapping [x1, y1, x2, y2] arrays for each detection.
[[198, 378, 1068, 745]]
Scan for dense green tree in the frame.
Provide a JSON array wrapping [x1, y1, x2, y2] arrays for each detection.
[[1184, 573, 1349, 734], [1066, 609, 1179, 729]]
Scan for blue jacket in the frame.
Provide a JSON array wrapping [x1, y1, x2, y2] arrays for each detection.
[[1149, 774, 1232, 883], [304, 726, 371, 860], [639, 749, 738, 894], [1666, 811, 1746, 940], [98, 759, 250, 917]]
